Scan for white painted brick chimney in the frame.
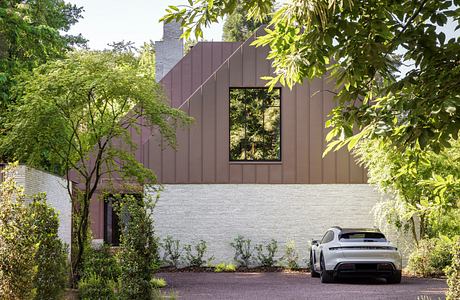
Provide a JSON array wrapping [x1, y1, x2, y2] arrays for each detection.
[[155, 21, 184, 82]]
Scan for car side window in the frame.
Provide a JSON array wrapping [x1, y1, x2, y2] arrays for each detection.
[[321, 231, 335, 244], [320, 231, 328, 244]]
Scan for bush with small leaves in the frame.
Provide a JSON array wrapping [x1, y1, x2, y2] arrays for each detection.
[[408, 236, 458, 277], [79, 244, 118, 300], [0, 165, 37, 300], [116, 194, 159, 300], [82, 244, 119, 282], [79, 273, 116, 300], [0, 163, 69, 300], [446, 240, 460, 300], [282, 241, 299, 270], [162, 236, 182, 267], [30, 195, 68, 300], [184, 240, 211, 267], [214, 263, 237, 272], [256, 239, 279, 267], [230, 235, 254, 267]]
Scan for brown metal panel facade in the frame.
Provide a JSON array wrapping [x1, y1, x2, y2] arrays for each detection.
[[141, 34, 366, 185], [89, 34, 367, 240]]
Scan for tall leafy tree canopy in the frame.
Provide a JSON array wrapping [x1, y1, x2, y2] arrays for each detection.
[[222, 2, 273, 42], [0, 0, 85, 108], [0, 50, 192, 282], [162, 0, 460, 152]]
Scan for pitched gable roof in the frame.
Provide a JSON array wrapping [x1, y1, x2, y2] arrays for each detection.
[[159, 41, 242, 108], [139, 27, 367, 184]]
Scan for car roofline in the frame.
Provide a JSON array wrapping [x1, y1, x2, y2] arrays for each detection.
[[339, 228, 383, 234]]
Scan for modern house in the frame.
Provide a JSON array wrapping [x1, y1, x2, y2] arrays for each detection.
[[90, 24, 384, 264]]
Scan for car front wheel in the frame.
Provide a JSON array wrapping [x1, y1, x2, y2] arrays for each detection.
[[310, 252, 320, 278]]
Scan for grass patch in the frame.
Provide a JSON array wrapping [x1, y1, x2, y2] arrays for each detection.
[[214, 263, 237, 272], [151, 277, 167, 288]]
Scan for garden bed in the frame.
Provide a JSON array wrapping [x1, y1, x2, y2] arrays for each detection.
[[158, 266, 310, 273]]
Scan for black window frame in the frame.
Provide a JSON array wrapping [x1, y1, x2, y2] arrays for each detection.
[[104, 195, 120, 246], [228, 87, 282, 162], [103, 193, 142, 246]]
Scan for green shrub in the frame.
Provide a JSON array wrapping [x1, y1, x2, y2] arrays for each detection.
[[151, 277, 167, 288], [184, 240, 211, 267], [282, 241, 299, 270], [30, 195, 68, 300], [82, 244, 119, 281], [446, 240, 460, 300], [408, 236, 458, 277], [80, 245, 118, 299], [214, 263, 237, 272], [161, 236, 182, 267], [79, 273, 115, 300], [230, 235, 253, 267], [0, 167, 37, 300], [0, 164, 68, 300], [256, 239, 279, 267], [116, 194, 159, 300]]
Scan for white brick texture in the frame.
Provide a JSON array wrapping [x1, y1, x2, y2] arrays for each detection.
[[149, 184, 392, 266], [155, 21, 183, 82], [15, 166, 72, 247]]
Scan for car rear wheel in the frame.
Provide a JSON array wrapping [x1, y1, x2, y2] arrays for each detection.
[[320, 255, 334, 283], [387, 270, 402, 284], [310, 252, 320, 278]]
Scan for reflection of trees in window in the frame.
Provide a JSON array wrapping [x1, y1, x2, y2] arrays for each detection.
[[230, 88, 281, 161]]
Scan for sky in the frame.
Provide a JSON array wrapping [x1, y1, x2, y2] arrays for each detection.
[[67, 0, 458, 75], [67, 0, 224, 50]]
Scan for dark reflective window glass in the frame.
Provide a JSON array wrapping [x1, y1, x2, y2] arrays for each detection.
[[229, 88, 281, 161], [339, 232, 387, 242], [104, 193, 142, 246], [321, 231, 335, 244]]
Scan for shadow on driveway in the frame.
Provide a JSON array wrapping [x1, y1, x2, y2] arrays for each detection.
[[158, 272, 447, 300]]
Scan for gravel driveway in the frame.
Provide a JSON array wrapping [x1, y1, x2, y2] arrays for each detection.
[[158, 272, 447, 300]]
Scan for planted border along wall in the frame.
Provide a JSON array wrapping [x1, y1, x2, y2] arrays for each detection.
[[149, 184, 394, 267]]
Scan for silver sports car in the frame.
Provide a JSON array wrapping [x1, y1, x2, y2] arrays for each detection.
[[310, 227, 402, 284]]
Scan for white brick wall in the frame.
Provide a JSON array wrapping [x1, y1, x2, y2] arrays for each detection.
[[15, 166, 72, 247], [155, 21, 183, 82], [148, 184, 400, 267]]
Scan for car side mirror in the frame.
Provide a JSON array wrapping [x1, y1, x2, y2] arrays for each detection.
[[312, 240, 319, 246]]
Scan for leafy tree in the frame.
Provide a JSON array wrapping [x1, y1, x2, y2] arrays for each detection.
[[0, 50, 191, 285], [162, 0, 460, 151], [354, 138, 460, 243], [222, 2, 273, 42], [0, 0, 85, 108]]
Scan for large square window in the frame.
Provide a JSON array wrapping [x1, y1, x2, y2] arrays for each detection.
[[229, 88, 281, 161]]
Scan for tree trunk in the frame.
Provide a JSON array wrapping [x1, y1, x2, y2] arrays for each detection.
[[410, 216, 419, 246], [71, 194, 91, 287]]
